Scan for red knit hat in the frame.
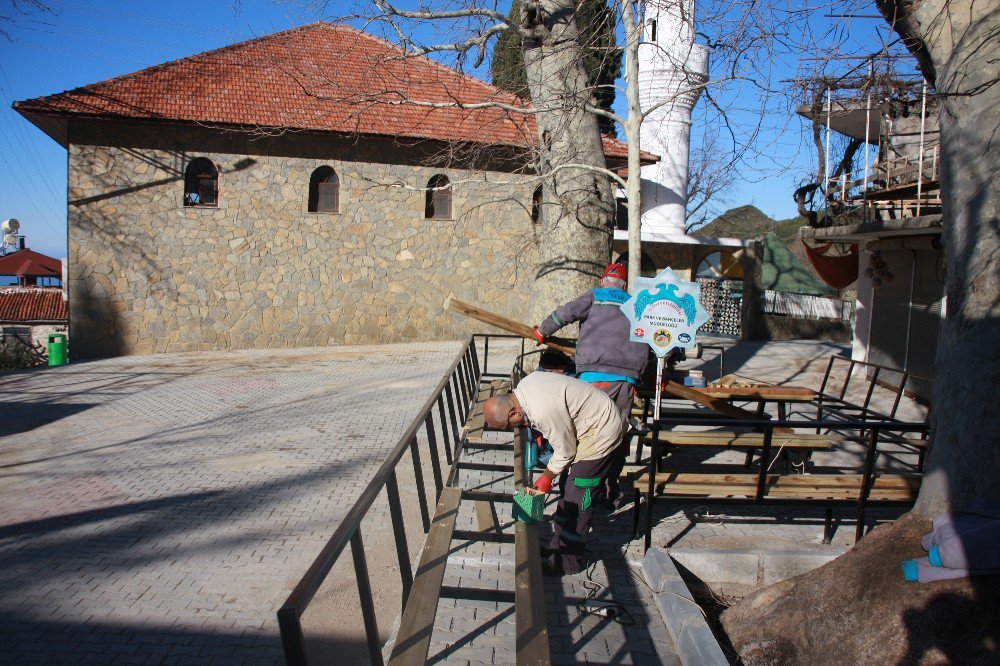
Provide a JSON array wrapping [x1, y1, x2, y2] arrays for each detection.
[[602, 263, 627, 281]]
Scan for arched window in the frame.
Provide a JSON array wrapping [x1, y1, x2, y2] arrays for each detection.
[[425, 174, 452, 220], [531, 186, 543, 225], [183, 157, 218, 207], [309, 166, 340, 213]]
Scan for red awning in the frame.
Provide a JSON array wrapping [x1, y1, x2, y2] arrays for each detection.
[[802, 240, 859, 290]]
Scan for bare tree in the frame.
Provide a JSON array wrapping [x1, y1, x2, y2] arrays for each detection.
[[306, 0, 800, 312]]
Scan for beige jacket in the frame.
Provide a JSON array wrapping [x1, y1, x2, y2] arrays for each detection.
[[513, 371, 624, 475]]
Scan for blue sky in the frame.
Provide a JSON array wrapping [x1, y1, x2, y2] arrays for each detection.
[[0, 0, 889, 261]]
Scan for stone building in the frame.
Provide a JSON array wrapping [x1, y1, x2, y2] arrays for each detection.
[[15, 22, 635, 358]]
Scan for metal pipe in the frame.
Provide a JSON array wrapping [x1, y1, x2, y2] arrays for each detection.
[[916, 81, 927, 216], [824, 89, 832, 206], [863, 64, 872, 216]]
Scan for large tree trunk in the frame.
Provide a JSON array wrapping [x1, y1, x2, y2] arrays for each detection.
[[895, 0, 1000, 516], [521, 0, 615, 322]]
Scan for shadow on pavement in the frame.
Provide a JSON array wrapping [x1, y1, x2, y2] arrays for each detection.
[[0, 401, 99, 438]]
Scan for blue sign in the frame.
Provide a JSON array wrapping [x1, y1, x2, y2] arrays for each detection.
[[619, 267, 710, 357]]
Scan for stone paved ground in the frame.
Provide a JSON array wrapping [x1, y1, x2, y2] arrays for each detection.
[[0, 342, 462, 664]]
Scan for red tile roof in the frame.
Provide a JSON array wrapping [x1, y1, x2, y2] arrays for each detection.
[[0, 288, 67, 322], [14, 22, 646, 161], [0, 249, 62, 278]]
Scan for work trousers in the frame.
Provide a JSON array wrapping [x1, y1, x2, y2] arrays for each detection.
[[588, 380, 635, 500], [548, 450, 617, 574]]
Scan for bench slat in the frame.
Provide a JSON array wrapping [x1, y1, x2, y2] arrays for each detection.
[[465, 379, 511, 443], [643, 431, 842, 449], [388, 486, 463, 666], [633, 472, 920, 501], [515, 520, 551, 665]]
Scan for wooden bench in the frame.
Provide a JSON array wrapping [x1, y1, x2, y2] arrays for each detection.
[[631, 418, 929, 549], [512, 425, 551, 665], [388, 486, 464, 666]]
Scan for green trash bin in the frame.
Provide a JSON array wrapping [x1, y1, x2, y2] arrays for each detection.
[[48, 333, 68, 366]]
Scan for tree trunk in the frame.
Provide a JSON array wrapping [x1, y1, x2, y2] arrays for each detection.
[[521, 0, 614, 322], [903, 0, 1000, 516]]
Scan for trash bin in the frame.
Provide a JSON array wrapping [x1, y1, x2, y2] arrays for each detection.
[[47, 333, 68, 366]]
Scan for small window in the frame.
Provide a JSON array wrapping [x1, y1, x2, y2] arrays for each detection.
[[309, 166, 340, 213], [614, 197, 628, 231], [531, 186, 543, 225], [425, 174, 452, 220], [183, 157, 218, 207]]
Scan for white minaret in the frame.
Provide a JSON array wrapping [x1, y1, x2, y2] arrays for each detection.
[[637, 0, 709, 234]]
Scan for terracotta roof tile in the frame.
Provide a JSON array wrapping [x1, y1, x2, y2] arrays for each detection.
[[15, 22, 645, 161], [0, 288, 67, 322]]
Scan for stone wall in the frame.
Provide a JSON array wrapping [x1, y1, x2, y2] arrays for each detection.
[[67, 120, 542, 357]]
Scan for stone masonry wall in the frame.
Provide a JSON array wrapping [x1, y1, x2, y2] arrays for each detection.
[[67, 121, 542, 357]]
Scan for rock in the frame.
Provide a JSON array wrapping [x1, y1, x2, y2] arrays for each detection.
[[720, 513, 1000, 665]]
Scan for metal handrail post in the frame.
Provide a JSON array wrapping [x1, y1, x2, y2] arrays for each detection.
[[351, 531, 384, 666]]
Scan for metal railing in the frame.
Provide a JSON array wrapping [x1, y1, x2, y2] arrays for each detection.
[[276, 334, 522, 665]]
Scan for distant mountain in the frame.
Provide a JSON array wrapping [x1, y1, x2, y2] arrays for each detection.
[[692, 205, 850, 295], [693, 205, 807, 246]]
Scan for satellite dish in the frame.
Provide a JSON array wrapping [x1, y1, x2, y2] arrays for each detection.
[[2, 219, 20, 233], [3, 234, 16, 245]]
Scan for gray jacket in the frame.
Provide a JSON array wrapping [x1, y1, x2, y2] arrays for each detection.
[[538, 287, 649, 381]]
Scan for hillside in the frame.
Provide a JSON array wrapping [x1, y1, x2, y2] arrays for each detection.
[[693, 205, 852, 295], [694, 205, 807, 245]]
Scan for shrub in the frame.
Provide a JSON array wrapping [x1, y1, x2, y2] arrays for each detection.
[[0, 342, 44, 371]]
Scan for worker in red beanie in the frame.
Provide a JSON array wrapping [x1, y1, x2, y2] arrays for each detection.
[[533, 262, 649, 509]]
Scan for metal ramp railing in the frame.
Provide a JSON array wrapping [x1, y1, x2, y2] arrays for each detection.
[[277, 334, 551, 665]]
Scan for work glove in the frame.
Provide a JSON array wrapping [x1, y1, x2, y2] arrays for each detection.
[[533, 474, 553, 494], [532, 327, 546, 344]]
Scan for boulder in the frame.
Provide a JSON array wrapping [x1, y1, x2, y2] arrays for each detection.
[[720, 513, 1000, 665]]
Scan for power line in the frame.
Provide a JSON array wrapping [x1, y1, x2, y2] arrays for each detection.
[[44, 0, 230, 38], [12, 41, 151, 65], [21, 19, 198, 52], [0, 64, 64, 203]]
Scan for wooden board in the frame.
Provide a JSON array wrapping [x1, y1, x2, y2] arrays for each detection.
[[465, 379, 511, 443], [444, 294, 577, 356], [697, 386, 816, 401], [663, 381, 794, 433], [515, 519, 551, 666], [632, 472, 920, 501], [388, 486, 463, 666], [643, 431, 839, 450]]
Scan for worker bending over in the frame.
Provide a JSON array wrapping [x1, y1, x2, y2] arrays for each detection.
[[484, 371, 624, 575]]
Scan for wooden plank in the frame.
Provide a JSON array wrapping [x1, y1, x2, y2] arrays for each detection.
[[388, 486, 463, 666], [444, 294, 576, 356], [697, 386, 816, 401], [643, 431, 842, 449], [663, 381, 794, 434], [465, 379, 511, 443], [475, 500, 499, 534], [632, 472, 920, 501], [515, 520, 551, 666]]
